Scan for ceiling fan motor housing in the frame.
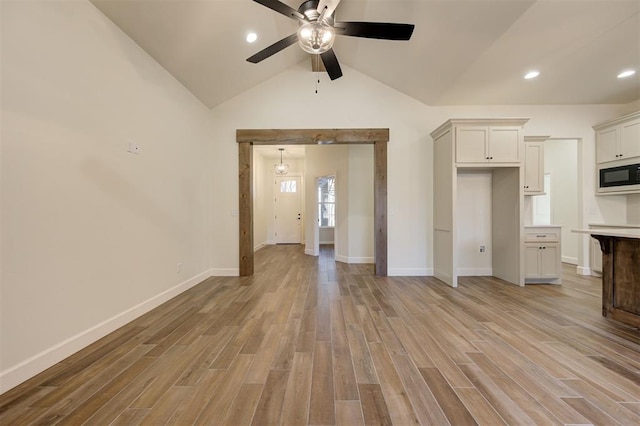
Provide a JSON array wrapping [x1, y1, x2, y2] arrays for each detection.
[[299, 0, 321, 21]]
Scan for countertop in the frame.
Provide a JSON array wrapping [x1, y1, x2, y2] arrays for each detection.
[[573, 228, 640, 239], [525, 224, 562, 228], [588, 223, 640, 229]]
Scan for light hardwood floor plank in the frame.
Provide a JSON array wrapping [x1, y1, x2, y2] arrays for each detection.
[[308, 340, 335, 425], [335, 400, 364, 426], [281, 352, 313, 426], [251, 369, 290, 425]]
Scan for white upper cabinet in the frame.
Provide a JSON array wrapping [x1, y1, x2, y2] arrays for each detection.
[[489, 127, 521, 162], [594, 111, 640, 164], [455, 126, 521, 164], [456, 126, 488, 163], [523, 136, 548, 195]]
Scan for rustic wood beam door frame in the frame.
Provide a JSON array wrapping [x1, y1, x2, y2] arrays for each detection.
[[237, 128, 389, 276]]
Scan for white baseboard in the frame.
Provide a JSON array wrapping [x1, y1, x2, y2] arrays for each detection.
[[209, 268, 239, 277], [334, 255, 374, 264], [562, 256, 578, 265], [0, 270, 213, 394], [457, 268, 493, 276], [576, 265, 592, 276], [388, 268, 433, 276], [319, 240, 335, 244], [254, 241, 267, 252], [348, 257, 374, 264], [305, 248, 318, 256], [434, 270, 456, 287]]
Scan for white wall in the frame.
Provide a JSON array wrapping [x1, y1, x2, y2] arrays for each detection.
[[347, 146, 374, 263], [319, 228, 335, 244], [545, 140, 579, 264], [457, 171, 493, 275], [1, 0, 214, 392], [629, 195, 640, 225], [253, 151, 268, 250]]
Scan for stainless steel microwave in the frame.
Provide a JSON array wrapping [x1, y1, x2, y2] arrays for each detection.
[[598, 161, 640, 193]]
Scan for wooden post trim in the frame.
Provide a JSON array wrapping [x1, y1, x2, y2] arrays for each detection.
[[238, 142, 253, 276], [374, 141, 388, 276]]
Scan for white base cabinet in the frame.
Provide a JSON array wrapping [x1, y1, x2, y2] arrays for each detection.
[[524, 226, 562, 284], [590, 237, 603, 277]]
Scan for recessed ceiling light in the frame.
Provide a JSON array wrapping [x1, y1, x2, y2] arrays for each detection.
[[246, 32, 257, 43], [524, 70, 540, 80], [617, 69, 636, 79]]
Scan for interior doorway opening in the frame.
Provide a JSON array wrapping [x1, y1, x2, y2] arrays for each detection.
[[237, 128, 389, 277]]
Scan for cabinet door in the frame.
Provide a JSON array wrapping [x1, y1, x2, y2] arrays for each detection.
[[524, 245, 540, 278], [488, 127, 520, 163], [524, 143, 544, 193], [596, 127, 619, 163], [539, 243, 559, 279], [456, 127, 488, 163], [620, 119, 640, 160]]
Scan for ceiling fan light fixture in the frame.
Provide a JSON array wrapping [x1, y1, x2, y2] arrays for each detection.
[[297, 21, 335, 54]]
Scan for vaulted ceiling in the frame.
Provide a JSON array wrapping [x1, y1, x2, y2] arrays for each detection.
[[91, 0, 639, 110]]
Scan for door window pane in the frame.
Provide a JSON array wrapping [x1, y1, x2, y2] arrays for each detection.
[[280, 180, 297, 193]]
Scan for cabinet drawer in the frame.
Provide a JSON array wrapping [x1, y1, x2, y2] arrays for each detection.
[[525, 230, 559, 242]]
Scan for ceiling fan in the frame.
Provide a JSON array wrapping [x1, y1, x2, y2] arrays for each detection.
[[247, 0, 415, 80]]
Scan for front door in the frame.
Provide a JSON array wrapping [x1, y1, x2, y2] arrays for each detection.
[[275, 176, 302, 244]]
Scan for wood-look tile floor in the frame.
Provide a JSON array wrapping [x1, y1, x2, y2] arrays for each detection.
[[2, 244, 640, 425]]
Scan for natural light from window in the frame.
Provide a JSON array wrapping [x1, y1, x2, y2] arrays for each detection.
[[280, 180, 297, 193], [318, 176, 335, 227]]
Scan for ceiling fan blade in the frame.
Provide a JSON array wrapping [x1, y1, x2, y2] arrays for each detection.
[[317, 0, 342, 18], [252, 0, 306, 22], [247, 33, 299, 63], [320, 49, 343, 80], [334, 21, 415, 40]]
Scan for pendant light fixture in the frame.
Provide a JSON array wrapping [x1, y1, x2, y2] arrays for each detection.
[[274, 148, 289, 175]]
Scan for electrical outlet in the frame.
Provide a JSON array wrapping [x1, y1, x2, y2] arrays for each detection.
[[127, 141, 140, 154], [480, 245, 486, 253], [176, 263, 182, 273]]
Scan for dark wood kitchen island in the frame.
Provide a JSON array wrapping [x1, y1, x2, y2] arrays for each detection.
[[574, 228, 640, 328]]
